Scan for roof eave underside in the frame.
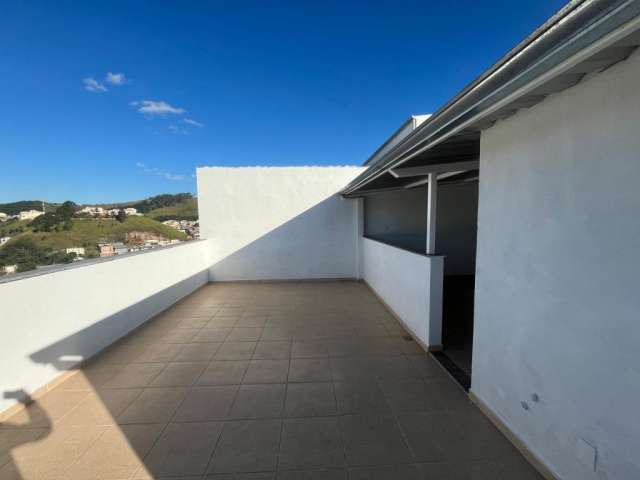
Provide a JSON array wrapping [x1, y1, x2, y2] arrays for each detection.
[[342, 0, 640, 197]]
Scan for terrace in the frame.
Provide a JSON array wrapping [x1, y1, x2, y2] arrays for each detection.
[[0, 281, 540, 479], [2, 2, 640, 479]]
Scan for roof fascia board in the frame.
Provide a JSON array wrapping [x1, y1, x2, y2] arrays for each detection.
[[362, 115, 430, 166], [342, 0, 640, 196], [390, 160, 479, 178]]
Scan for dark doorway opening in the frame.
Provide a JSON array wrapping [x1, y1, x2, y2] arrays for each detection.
[[432, 179, 479, 390], [438, 275, 475, 389]]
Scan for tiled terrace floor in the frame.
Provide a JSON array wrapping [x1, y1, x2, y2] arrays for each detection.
[[0, 281, 541, 479]]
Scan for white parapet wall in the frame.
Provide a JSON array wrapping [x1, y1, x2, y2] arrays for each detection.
[[197, 166, 364, 281], [473, 50, 640, 479], [0, 241, 210, 414], [361, 237, 443, 348]]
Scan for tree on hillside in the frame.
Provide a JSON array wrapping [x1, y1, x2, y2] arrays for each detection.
[[56, 201, 77, 221], [0, 237, 75, 272], [0, 237, 49, 269], [130, 193, 193, 213], [30, 200, 77, 232], [116, 210, 127, 223], [30, 212, 58, 232]]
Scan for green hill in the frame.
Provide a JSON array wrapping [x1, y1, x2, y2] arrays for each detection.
[[96, 193, 195, 214], [2, 216, 187, 259], [0, 219, 31, 237], [1, 193, 198, 221], [0, 193, 196, 272], [146, 197, 198, 221], [0, 200, 58, 216]]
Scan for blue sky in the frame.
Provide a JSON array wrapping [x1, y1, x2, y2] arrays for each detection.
[[0, 0, 566, 204]]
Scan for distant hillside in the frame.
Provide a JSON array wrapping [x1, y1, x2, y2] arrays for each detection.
[[0, 219, 31, 237], [1, 193, 197, 219], [2, 216, 187, 258], [0, 200, 58, 216], [97, 193, 195, 214], [146, 197, 198, 221]]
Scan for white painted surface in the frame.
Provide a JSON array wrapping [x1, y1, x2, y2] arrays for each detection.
[[355, 197, 365, 280], [426, 173, 437, 255], [362, 237, 443, 347], [473, 50, 640, 480], [0, 241, 209, 413], [197, 166, 364, 281]]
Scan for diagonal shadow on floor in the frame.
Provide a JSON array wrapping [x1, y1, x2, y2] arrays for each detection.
[[1, 280, 542, 479]]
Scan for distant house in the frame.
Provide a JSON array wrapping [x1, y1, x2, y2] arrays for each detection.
[[162, 219, 199, 238], [77, 206, 105, 217], [107, 209, 120, 217], [65, 247, 85, 256], [162, 220, 181, 229], [113, 242, 129, 255], [0, 212, 9, 222], [123, 207, 139, 215], [0, 237, 10, 247], [18, 210, 44, 221], [2, 265, 17, 274], [98, 243, 114, 257]]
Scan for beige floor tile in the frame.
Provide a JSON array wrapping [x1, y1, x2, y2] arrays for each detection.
[[160, 329, 201, 344], [253, 341, 291, 360], [102, 363, 166, 389], [144, 422, 224, 477], [0, 281, 541, 479], [118, 387, 188, 424], [134, 343, 184, 363], [198, 361, 249, 385], [57, 389, 142, 426], [173, 342, 222, 362], [214, 342, 257, 360], [178, 317, 212, 329], [66, 423, 164, 479], [54, 364, 124, 391], [193, 328, 232, 343], [150, 363, 208, 387], [206, 317, 239, 328], [3, 390, 90, 427], [8, 424, 107, 479], [172, 385, 238, 422], [227, 327, 264, 342], [0, 427, 48, 469]]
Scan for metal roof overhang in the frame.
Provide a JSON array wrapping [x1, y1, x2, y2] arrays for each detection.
[[342, 0, 640, 197]]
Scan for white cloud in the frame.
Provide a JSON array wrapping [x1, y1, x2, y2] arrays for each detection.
[[183, 118, 204, 128], [105, 72, 127, 85], [83, 77, 107, 93], [131, 100, 185, 117], [168, 124, 190, 135], [164, 173, 186, 181], [136, 162, 186, 181]]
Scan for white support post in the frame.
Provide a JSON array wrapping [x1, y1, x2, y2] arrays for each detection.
[[355, 197, 364, 279], [426, 172, 437, 255]]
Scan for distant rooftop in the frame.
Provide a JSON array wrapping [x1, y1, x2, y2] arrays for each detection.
[[363, 114, 430, 166]]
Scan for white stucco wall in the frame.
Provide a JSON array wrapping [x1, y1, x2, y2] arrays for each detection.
[[473, 51, 640, 479], [197, 166, 364, 281], [0, 241, 210, 413], [362, 237, 443, 348]]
